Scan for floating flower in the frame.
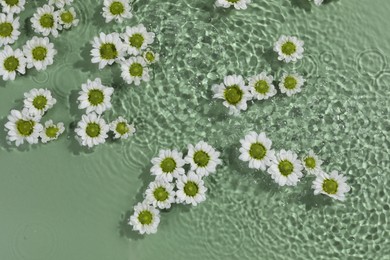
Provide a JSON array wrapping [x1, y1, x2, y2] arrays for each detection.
[[120, 56, 149, 86], [212, 74, 251, 115], [102, 0, 132, 23], [40, 120, 65, 143], [0, 13, 20, 47], [314, 0, 323, 5], [48, 0, 73, 8], [31, 4, 60, 38], [5, 109, 42, 146], [24, 88, 57, 116], [150, 149, 185, 182], [215, 0, 251, 10], [129, 202, 160, 235], [109, 116, 135, 139], [239, 131, 276, 171], [248, 72, 277, 100], [78, 78, 114, 114], [176, 172, 207, 206], [75, 112, 109, 148], [302, 150, 323, 175], [91, 32, 125, 70], [312, 171, 350, 201], [145, 180, 176, 209], [23, 36, 57, 71], [142, 49, 159, 65], [273, 35, 304, 63], [58, 7, 79, 30], [0, 0, 26, 14], [0, 46, 26, 81], [267, 149, 304, 186], [185, 141, 222, 177], [122, 24, 155, 55], [278, 72, 305, 97]]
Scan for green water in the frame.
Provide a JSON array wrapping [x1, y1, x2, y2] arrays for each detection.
[[1, 0, 389, 259]]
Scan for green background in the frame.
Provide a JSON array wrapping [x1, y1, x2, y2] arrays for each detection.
[[1, 0, 389, 259]]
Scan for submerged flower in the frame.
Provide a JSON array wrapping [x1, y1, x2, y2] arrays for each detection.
[[142, 49, 159, 65], [312, 171, 350, 201], [75, 113, 109, 148], [274, 35, 304, 63], [122, 24, 155, 55], [278, 72, 305, 97], [91, 32, 125, 70], [23, 36, 57, 71], [145, 180, 175, 209], [150, 149, 185, 182], [48, 0, 73, 8], [0, 46, 26, 81], [248, 72, 277, 100], [212, 74, 251, 115], [267, 149, 304, 186], [5, 109, 42, 146], [129, 202, 160, 235], [58, 7, 79, 30], [185, 141, 222, 177], [24, 88, 57, 116], [102, 0, 132, 23], [176, 172, 207, 206], [109, 116, 135, 139], [40, 120, 65, 143], [0, 13, 20, 47], [302, 150, 323, 175], [215, 0, 251, 10], [0, 0, 26, 14], [239, 132, 276, 171], [120, 56, 150, 86], [78, 78, 114, 114], [31, 4, 60, 37]]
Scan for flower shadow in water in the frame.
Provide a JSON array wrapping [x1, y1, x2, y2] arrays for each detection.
[[290, 0, 312, 11], [73, 44, 98, 74], [296, 181, 333, 210], [263, 47, 286, 72], [66, 120, 94, 155]]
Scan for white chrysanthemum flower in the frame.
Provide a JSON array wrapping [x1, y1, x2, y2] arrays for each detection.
[[267, 149, 304, 187], [77, 78, 114, 114], [239, 131, 276, 171], [212, 74, 251, 115], [278, 72, 305, 97], [129, 202, 160, 235], [23, 36, 57, 71], [102, 0, 132, 23], [0, 0, 26, 14], [58, 7, 79, 30], [24, 88, 57, 116], [248, 72, 277, 100], [273, 35, 304, 63], [109, 116, 135, 139], [150, 149, 185, 182], [90, 32, 125, 70], [48, 0, 73, 8], [120, 56, 150, 86], [185, 141, 222, 177], [40, 120, 65, 143], [314, 0, 323, 5], [31, 4, 60, 38], [122, 24, 155, 55], [142, 49, 159, 65], [0, 13, 20, 47], [145, 180, 175, 209], [75, 113, 109, 148], [312, 171, 351, 201], [215, 0, 251, 10], [302, 150, 323, 175], [0, 46, 26, 81], [5, 108, 42, 146], [176, 172, 207, 206]]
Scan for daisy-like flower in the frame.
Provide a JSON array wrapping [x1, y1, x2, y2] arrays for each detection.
[[122, 24, 155, 55], [150, 149, 185, 182], [312, 171, 351, 201], [77, 78, 114, 114], [5, 108, 42, 147], [40, 120, 65, 143], [120, 56, 149, 86], [142, 49, 159, 65], [185, 141, 222, 177], [75, 112, 109, 148], [212, 74, 251, 115], [129, 202, 160, 235], [31, 4, 60, 37], [48, 0, 73, 8], [278, 72, 305, 97], [0, 13, 20, 47], [0, 0, 26, 14], [215, 0, 251, 10], [273, 35, 304, 63], [23, 36, 57, 71], [267, 149, 304, 187], [314, 0, 323, 5], [90, 32, 125, 70], [239, 132, 276, 171], [302, 150, 323, 175], [58, 7, 79, 30], [109, 116, 136, 139], [24, 88, 57, 116], [176, 172, 207, 206], [102, 0, 132, 23], [0, 46, 26, 81], [248, 72, 277, 100], [145, 180, 175, 209]]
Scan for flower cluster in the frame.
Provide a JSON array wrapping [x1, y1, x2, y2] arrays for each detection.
[[212, 73, 305, 115], [5, 89, 65, 146], [128, 141, 222, 235], [102, 0, 132, 23], [75, 78, 136, 148], [239, 131, 351, 201], [215, 0, 251, 10]]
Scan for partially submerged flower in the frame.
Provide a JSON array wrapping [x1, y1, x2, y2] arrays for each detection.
[[278, 72, 305, 97], [109, 116, 135, 139], [40, 120, 65, 143], [58, 7, 79, 30], [142, 49, 159, 65], [302, 150, 323, 175]]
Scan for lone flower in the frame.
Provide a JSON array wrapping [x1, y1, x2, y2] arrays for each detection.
[[274, 35, 304, 63], [278, 72, 305, 97], [312, 171, 350, 201], [129, 202, 160, 235]]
